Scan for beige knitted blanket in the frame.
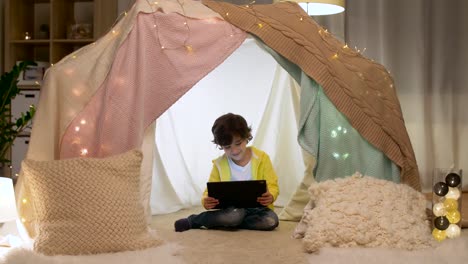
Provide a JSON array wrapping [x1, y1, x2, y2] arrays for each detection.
[[203, 0, 421, 191]]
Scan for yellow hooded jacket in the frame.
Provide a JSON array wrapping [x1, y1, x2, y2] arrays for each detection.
[[202, 146, 279, 210]]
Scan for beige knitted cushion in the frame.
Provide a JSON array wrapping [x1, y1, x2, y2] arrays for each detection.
[[298, 173, 435, 253], [22, 150, 162, 256]]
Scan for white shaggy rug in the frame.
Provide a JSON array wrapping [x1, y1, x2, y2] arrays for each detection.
[[2, 236, 467, 264], [1, 207, 467, 264], [308, 235, 468, 264], [0, 243, 184, 264]]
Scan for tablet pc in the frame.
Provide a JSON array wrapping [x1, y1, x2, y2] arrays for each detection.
[[207, 180, 267, 209]]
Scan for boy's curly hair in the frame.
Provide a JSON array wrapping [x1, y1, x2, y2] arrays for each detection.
[[211, 113, 253, 147]]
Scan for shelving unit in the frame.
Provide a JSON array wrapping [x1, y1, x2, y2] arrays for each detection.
[[2, 0, 118, 178], [5, 0, 118, 73]]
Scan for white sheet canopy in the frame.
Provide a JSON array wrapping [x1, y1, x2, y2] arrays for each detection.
[[151, 37, 305, 214]]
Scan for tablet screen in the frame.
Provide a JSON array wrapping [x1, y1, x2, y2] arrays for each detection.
[[207, 180, 267, 209]]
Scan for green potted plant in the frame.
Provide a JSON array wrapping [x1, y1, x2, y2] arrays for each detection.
[[0, 61, 37, 176]]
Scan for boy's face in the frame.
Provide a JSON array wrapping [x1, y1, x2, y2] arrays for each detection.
[[221, 135, 248, 163]]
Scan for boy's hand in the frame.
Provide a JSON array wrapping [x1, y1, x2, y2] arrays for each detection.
[[257, 191, 274, 206], [203, 196, 219, 210]]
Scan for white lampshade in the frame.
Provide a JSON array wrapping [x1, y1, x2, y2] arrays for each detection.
[[0, 177, 18, 223], [288, 0, 346, 16]]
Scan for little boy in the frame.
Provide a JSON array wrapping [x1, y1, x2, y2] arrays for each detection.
[[174, 113, 279, 232]]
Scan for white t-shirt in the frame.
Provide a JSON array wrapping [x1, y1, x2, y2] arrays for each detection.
[[228, 156, 252, 181]]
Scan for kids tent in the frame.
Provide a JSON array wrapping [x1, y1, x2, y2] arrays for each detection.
[[15, 0, 420, 238]]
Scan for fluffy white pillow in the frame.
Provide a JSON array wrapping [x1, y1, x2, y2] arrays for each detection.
[[22, 150, 162, 256], [298, 173, 435, 253]]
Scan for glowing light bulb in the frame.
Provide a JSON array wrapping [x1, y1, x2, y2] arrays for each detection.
[[332, 53, 338, 59], [80, 149, 89, 156], [75, 126, 80, 132], [21, 218, 26, 223], [161, 46, 165, 50], [446, 224, 461, 238], [226, 12, 229, 16], [257, 23, 263, 28], [432, 202, 446, 217], [80, 119, 86, 125], [300, 17, 303, 21], [186, 45, 193, 52], [444, 198, 458, 211], [446, 187, 461, 200], [72, 55, 77, 59], [153, 24, 157, 28], [446, 210, 461, 224], [432, 228, 446, 242], [343, 44, 349, 49], [22, 198, 27, 204]]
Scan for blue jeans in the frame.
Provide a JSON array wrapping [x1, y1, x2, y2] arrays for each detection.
[[187, 207, 279, 231]]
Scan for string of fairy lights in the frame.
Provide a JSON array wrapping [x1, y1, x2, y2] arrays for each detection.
[[17, 0, 426, 235], [149, 0, 194, 52], [16, 0, 197, 226], [223, 0, 396, 99], [226, 0, 409, 158], [15, 0, 371, 224]]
